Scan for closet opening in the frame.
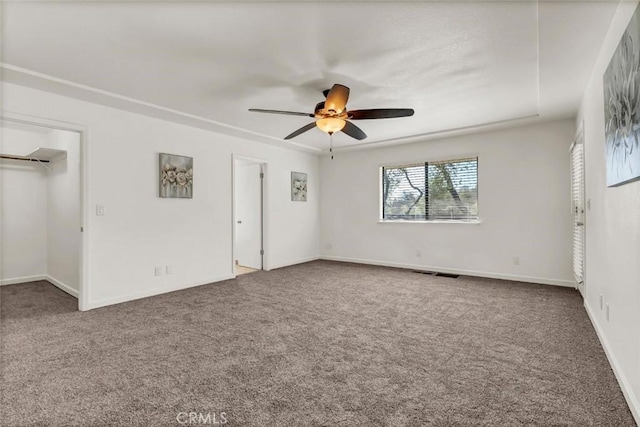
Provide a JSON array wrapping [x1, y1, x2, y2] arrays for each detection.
[[1, 119, 83, 311]]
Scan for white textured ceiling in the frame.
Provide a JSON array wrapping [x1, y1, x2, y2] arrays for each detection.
[[1, 1, 619, 152]]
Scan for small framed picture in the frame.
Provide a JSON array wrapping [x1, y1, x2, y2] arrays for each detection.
[[291, 171, 307, 202], [159, 153, 193, 198]]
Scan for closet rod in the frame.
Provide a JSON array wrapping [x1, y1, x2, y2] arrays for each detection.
[[0, 154, 50, 163]]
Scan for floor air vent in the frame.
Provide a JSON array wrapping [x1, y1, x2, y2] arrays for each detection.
[[434, 272, 459, 278], [413, 270, 459, 278]]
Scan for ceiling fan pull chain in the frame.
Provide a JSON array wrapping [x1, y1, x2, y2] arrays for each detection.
[[330, 133, 334, 160]]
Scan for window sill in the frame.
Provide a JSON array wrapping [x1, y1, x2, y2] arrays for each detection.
[[378, 219, 482, 224]]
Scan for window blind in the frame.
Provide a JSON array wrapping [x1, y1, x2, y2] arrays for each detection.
[[382, 157, 478, 221]]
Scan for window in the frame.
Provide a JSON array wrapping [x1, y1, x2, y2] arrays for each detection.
[[381, 157, 478, 221]]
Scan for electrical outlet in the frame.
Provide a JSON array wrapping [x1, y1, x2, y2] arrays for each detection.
[[155, 266, 162, 276], [166, 265, 173, 275], [96, 205, 105, 216], [600, 295, 604, 310], [606, 303, 610, 322], [513, 256, 520, 265], [416, 249, 422, 257]]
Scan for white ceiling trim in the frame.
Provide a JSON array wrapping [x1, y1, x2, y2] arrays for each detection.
[[0, 63, 322, 153], [326, 113, 543, 154], [3, 62, 547, 156]]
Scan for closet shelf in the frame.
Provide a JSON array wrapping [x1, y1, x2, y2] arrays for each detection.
[[0, 147, 67, 163]]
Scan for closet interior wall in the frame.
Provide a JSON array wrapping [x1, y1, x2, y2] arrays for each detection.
[[0, 123, 80, 297]]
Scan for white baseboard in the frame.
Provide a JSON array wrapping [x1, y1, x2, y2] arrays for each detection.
[[584, 301, 640, 424], [45, 275, 79, 298], [0, 275, 79, 298], [86, 274, 235, 310], [320, 255, 575, 288], [0, 274, 47, 286], [266, 256, 320, 271], [90, 256, 321, 309], [1, 274, 79, 298]]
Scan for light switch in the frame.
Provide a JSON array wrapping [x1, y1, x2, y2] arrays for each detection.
[[96, 205, 105, 216]]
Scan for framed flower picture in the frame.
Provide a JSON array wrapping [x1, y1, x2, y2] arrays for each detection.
[[291, 171, 307, 201], [159, 153, 193, 198]]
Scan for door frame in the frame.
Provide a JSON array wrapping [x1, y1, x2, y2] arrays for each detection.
[[1, 111, 90, 311], [231, 154, 268, 274]]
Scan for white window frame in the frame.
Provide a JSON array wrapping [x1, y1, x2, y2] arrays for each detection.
[[379, 155, 480, 224]]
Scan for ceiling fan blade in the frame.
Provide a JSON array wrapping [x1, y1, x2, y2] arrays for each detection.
[[341, 120, 367, 140], [284, 122, 317, 140], [249, 108, 314, 117], [322, 89, 330, 98], [348, 108, 415, 120], [324, 84, 350, 113]]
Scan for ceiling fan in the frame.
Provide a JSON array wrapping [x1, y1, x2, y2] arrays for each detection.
[[248, 84, 414, 141]]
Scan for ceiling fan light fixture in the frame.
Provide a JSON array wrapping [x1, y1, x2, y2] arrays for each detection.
[[316, 117, 346, 135]]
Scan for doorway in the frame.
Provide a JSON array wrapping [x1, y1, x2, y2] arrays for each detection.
[[232, 155, 266, 275], [0, 115, 85, 310], [570, 128, 585, 297]]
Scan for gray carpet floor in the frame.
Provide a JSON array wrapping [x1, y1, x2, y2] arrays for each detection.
[[1, 260, 635, 426]]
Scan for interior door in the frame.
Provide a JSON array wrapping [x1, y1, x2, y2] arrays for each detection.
[[571, 134, 585, 296], [235, 162, 262, 269]]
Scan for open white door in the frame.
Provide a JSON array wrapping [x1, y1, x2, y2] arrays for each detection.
[[234, 159, 263, 270], [571, 131, 585, 296]]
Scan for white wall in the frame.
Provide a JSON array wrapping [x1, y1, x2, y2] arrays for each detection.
[[234, 160, 262, 269], [2, 83, 320, 309], [47, 129, 81, 294], [320, 119, 575, 286], [576, 1, 640, 421], [0, 126, 49, 283]]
